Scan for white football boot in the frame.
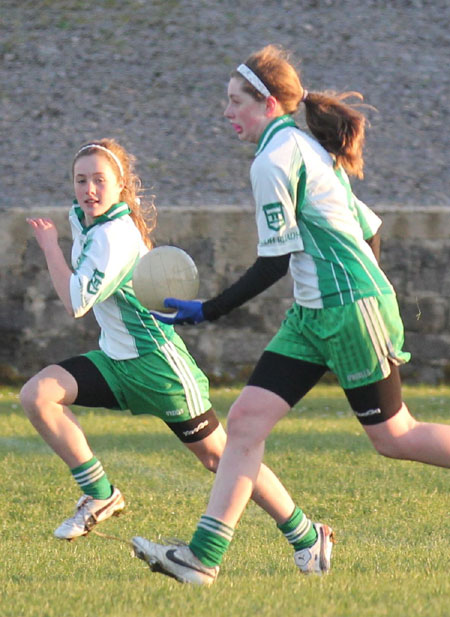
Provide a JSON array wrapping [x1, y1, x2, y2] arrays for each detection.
[[132, 537, 219, 585], [54, 487, 125, 540], [294, 522, 335, 574]]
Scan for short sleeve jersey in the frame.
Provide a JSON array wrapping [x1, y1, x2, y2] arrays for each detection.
[[69, 201, 175, 359], [251, 115, 394, 308]]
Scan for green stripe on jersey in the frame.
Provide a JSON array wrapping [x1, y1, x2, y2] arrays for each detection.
[[298, 215, 391, 306], [113, 284, 175, 356]]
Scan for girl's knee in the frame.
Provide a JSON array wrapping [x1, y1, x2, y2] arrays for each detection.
[[199, 451, 221, 473], [186, 424, 226, 473], [227, 400, 254, 437], [371, 438, 403, 459], [19, 379, 39, 414], [20, 376, 53, 420], [364, 402, 419, 459], [226, 401, 269, 449]]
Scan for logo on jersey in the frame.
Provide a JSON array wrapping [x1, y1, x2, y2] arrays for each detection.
[[87, 268, 105, 294], [263, 202, 285, 231]]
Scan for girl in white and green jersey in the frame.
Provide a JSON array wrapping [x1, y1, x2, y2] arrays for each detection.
[[133, 45, 450, 585], [21, 138, 312, 545]]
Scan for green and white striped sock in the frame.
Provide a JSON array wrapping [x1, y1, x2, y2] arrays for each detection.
[[278, 506, 317, 551], [71, 456, 112, 500], [189, 515, 235, 567]]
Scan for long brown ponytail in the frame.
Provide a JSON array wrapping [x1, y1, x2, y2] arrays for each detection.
[[303, 91, 367, 178], [235, 45, 369, 178]]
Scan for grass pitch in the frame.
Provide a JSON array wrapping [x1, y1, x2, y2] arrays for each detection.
[[0, 384, 449, 617]]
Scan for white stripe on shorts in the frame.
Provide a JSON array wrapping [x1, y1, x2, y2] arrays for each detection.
[[357, 296, 397, 375], [161, 342, 205, 418]]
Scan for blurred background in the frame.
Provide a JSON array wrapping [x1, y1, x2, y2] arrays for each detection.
[[1, 1, 449, 385], [1, 0, 449, 210]]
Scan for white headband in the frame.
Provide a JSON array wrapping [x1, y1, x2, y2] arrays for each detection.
[[236, 64, 271, 98], [75, 144, 124, 178]]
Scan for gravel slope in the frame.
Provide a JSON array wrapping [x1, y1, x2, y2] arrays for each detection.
[[1, 0, 449, 210]]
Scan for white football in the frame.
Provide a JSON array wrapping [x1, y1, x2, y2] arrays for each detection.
[[132, 245, 199, 312]]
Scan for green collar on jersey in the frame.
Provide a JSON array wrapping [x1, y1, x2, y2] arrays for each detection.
[[255, 114, 297, 157], [73, 200, 132, 231]]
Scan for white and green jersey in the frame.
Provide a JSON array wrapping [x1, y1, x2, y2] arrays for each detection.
[[251, 115, 394, 308], [69, 201, 175, 359]]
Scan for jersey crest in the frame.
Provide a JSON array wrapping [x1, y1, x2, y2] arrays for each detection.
[[87, 268, 105, 294], [263, 202, 285, 231]]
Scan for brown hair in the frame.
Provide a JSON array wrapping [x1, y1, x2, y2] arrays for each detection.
[[233, 44, 369, 178], [73, 138, 156, 247]]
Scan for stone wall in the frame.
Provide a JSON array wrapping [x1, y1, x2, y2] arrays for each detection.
[[2, 205, 450, 385]]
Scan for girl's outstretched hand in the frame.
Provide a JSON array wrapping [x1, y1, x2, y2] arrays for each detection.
[[26, 217, 59, 253], [151, 298, 205, 325]]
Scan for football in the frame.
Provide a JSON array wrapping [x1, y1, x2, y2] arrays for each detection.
[[132, 245, 199, 312]]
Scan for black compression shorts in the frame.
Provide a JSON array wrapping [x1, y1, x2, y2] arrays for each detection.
[[247, 351, 402, 426]]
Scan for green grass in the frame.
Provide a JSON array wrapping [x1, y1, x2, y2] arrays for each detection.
[[0, 384, 449, 617]]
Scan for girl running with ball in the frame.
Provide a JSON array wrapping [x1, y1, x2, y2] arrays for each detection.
[[133, 44, 450, 585]]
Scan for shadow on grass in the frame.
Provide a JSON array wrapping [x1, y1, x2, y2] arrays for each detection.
[[0, 424, 371, 458]]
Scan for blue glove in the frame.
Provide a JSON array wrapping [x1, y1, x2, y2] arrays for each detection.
[[151, 298, 205, 325]]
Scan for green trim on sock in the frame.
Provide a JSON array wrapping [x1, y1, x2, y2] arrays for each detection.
[[197, 515, 235, 541], [189, 516, 234, 567], [70, 456, 112, 500], [71, 456, 96, 475], [278, 506, 318, 551]]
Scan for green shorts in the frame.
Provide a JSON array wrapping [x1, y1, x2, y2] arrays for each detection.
[[266, 294, 410, 389], [84, 335, 211, 424]]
